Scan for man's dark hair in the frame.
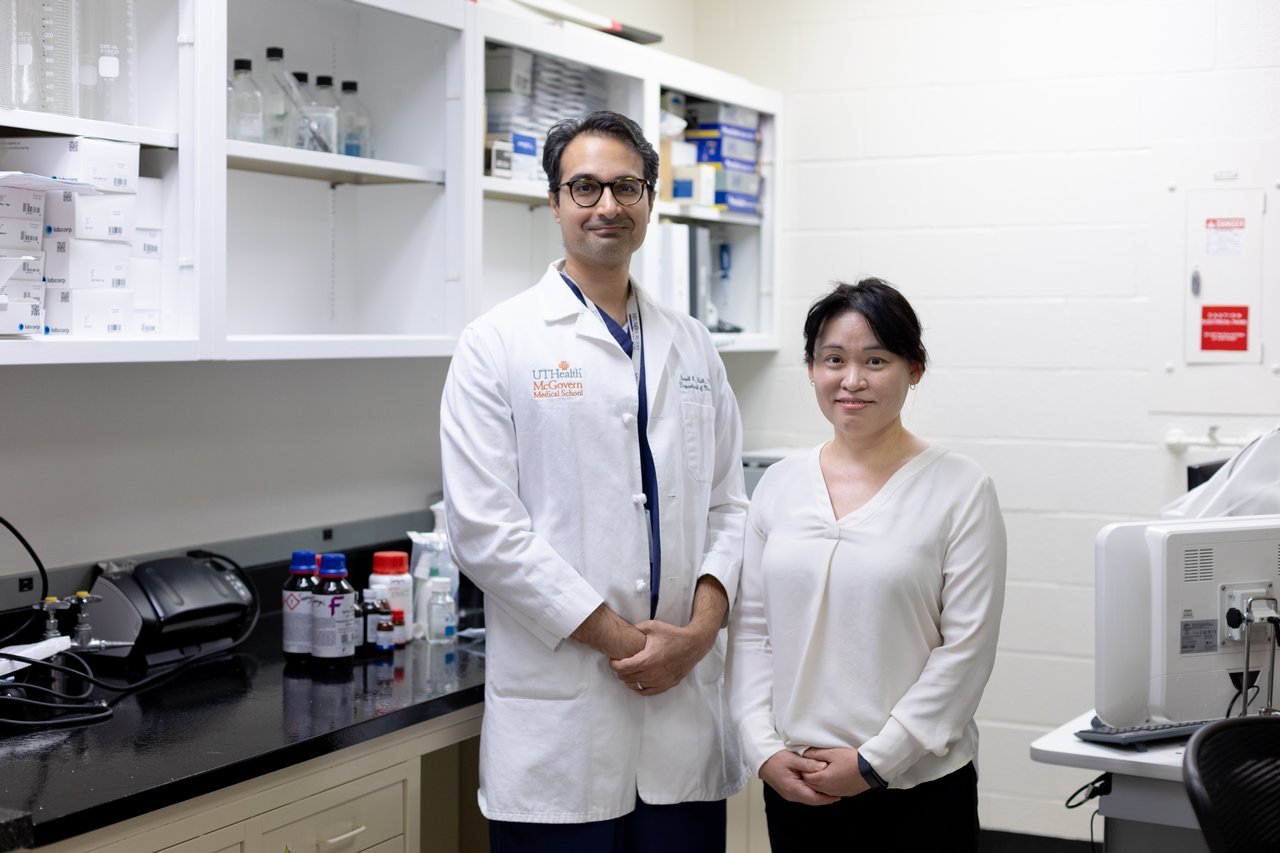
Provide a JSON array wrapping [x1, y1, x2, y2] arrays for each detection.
[[543, 111, 659, 201], [802, 279, 929, 374]]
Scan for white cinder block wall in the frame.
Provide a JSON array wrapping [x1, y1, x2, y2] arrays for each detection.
[[683, 0, 1280, 841]]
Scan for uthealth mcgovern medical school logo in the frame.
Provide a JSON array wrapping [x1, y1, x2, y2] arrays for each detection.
[[531, 360, 584, 399]]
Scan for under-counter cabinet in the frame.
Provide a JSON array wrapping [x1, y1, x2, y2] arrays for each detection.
[[19, 707, 481, 853]]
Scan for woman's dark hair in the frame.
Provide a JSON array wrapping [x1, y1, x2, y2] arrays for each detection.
[[543, 111, 659, 200], [802, 278, 928, 373]]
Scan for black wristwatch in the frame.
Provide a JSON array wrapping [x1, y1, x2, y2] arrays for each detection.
[[857, 753, 887, 790]]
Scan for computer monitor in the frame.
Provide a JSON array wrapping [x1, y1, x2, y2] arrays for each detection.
[[1095, 515, 1280, 726]]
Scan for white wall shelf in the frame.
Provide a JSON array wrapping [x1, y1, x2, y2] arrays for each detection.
[[226, 141, 444, 185], [0, 338, 200, 365], [219, 333, 457, 361], [481, 176, 549, 204], [0, 109, 179, 149], [0, 2, 781, 363], [655, 201, 762, 227]]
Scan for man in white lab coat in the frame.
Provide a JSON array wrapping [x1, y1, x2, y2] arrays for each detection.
[[440, 110, 748, 852]]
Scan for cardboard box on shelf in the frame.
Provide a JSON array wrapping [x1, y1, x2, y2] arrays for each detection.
[[485, 45, 534, 96], [128, 256, 162, 310], [0, 137, 140, 194], [0, 251, 45, 281], [0, 186, 45, 221], [135, 176, 164, 230], [0, 298, 43, 335], [43, 236, 130, 288], [42, 287, 133, 336], [131, 227, 162, 260], [0, 216, 43, 251], [43, 190, 136, 242], [671, 164, 717, 207], [685, 101, 761, 132]]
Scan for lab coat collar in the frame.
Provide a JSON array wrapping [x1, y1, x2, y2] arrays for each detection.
[[535, 261, 676, 408]]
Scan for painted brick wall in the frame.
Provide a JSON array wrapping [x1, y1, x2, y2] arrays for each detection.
[[695, 0, 1280, 839]]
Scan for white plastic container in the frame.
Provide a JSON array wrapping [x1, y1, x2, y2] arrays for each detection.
[[369, 551, 413, 645]]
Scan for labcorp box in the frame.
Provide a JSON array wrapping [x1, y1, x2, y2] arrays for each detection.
[[0, 251, 44, 281], [0, 137, 140, 193], [0, 298, 44, 335], [43, 236, 130, 288], [0, 217, 44, 251], [0, 186, 45, 221], [42, 287, 133, 336], [43, 190, 136, 242]]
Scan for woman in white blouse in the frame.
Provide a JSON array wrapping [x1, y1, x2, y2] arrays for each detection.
[[726, 279, 1006, 851]]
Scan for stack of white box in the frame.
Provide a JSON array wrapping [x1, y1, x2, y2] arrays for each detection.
[[484, 46, 607, 184], [0, 183, 47, 334], [0, 136, 140, 336], [129, 177, 164, 336]]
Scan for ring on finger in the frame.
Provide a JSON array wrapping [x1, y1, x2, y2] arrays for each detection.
[[635, 682, 644, 691]]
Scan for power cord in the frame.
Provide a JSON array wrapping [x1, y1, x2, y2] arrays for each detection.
[[1065, 773, 1110, 853], [0, 511, 50, 644]]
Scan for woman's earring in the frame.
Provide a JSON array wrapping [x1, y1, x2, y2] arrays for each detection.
[[909, 383, 917, 391], [810, 379, 815, 386]]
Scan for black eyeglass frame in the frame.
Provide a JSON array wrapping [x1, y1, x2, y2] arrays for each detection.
[[556, 177, 651, 207]]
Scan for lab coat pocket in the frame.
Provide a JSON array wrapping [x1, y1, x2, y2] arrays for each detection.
[[488, 635, 589, 700], [681, 401, 715, 484], [695, 632, 726, 684]]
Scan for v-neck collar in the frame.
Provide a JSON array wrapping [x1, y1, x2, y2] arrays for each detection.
[[807, 442, 946, 526]]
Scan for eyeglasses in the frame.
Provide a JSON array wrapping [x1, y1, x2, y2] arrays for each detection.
[[558, 177, 648, 207]]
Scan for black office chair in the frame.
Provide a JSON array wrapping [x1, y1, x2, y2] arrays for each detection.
[[1183, 716, 1280, 852]]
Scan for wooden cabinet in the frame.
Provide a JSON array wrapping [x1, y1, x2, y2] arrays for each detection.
[[23, 706, 480, 853]]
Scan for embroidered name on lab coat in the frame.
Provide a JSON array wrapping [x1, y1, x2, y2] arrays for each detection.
[[679, 373, 711, 394], [531, 361, 585, 399]]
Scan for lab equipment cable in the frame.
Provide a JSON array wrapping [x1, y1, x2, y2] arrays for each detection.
[[0, 511, 50, 644], [1064, 773, 1109, 853], [0, 549, 261, 728]]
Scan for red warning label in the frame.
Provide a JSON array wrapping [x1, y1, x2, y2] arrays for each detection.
[[1201, 305, 1248, 351]]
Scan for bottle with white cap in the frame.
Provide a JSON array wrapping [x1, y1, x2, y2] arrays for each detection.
[[427, 576, 457, 644]]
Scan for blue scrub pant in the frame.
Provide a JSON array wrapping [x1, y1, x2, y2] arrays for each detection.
[[488, 796, 727, 853]]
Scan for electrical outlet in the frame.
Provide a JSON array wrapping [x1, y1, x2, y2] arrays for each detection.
[[322, 528, 334, 541], [17, 576, 33, 593]]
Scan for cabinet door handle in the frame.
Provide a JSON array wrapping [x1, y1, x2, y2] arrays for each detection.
[[319, 824, 368, 849]]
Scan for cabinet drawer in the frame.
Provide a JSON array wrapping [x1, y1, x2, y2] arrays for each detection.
[[248, 764, 409, 853]]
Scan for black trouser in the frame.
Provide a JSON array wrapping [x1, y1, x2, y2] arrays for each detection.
[[762, 762, 979, 852]]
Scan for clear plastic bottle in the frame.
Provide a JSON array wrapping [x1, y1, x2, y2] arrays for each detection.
[[338, 80, 373, 158], [310, 553, 356, 665], [281, 549, 319, 661], [294, 72, 337, 153], [259, 46, 295, 146], [227, 58, 263, 142], [427, 576, 457, 644]]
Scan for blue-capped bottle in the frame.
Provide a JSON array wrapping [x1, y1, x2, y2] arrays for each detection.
[[282, 549, 319, 661], [311, 553, 356, 666]]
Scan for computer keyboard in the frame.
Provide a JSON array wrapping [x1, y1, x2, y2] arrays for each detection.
[[1074, 716, 1216, 749]]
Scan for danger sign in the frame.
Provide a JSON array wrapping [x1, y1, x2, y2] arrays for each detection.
[[1201, 305, 1248, 351], [1205, 217, 1246, 256]]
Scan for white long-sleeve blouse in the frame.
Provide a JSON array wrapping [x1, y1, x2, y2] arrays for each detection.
[[727, 443, 1007, 789]]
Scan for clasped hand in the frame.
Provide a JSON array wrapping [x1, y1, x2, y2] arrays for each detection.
[[609, 620, 710, 696], [760, 747, 869, 805]]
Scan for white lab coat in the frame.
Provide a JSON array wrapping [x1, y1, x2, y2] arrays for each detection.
[[441, 261, 749, 823]]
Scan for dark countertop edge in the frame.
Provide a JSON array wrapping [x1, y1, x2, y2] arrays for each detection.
[[26, 682, 485, 849]]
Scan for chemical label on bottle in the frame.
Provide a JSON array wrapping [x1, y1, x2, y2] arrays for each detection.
[[282, 589, 312, 654], [311, 592, 355, 658]]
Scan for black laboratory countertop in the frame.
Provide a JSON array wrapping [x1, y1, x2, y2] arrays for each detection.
[[0, 612, 485, 851]]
